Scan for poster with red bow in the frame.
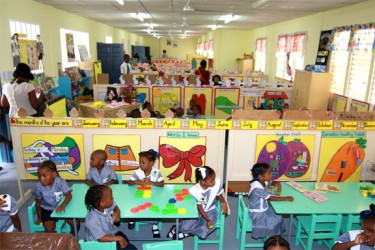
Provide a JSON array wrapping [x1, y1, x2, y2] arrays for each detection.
[[159, 137, 207, 183]]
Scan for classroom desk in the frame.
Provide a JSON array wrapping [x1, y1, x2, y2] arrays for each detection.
[[52, 184, 198, 240], [270, 182, 374, 242]]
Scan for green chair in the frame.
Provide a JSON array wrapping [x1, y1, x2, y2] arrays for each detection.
[[79, 239, 116, 250], [135, 220, 163, 232], [143, 240, 183, 250], [235, 195, 264, 250], [294, 213, 342, 250], [340, 214, 361, 234], [28, 201, 70, 233], [193, 200, 225, 250], [117, 173, 123, 184]]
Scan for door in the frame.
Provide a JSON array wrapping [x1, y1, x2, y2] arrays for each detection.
[[131, 46, 150, 63], [97, 43, 124, 84]]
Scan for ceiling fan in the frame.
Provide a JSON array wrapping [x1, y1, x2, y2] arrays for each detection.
[[182, 0, 230, 15], [183, 0, 194, 12]]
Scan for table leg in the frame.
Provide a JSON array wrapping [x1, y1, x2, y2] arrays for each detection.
[[176, 218, 179, 241], [287, 214, 293, 242], [73, 218, 78, 240]]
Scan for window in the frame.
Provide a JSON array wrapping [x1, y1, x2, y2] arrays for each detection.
[[255, 38, 266, 72], [9, 20, 40, 40], [276, 33, 306, 81], [329, 23, 375, 104], [106, 36, 113, 43], [60, 28, 90, 70]]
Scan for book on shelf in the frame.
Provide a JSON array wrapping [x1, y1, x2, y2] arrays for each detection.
[[315, 183, 340, 192], [65, 66, 82, 82], [286, 181, 308, 192]]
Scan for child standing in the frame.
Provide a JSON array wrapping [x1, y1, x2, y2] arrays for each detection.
[[0, 194, 22, 232], [333, 204, 375, 250], [248, 163, 293, 239], [85, 185, 137, 250], [128, 149, 163, 237], [34, 160, 79, 234], [85, 149, 117, 186], [168, 166, 229, 240]]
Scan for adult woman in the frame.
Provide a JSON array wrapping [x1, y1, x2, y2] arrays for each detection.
[[1, 63, 44, 117]]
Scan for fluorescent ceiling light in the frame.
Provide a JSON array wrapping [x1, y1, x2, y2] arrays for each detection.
[[211, 24, 220, 30], [224, 14, 237, 24], [183, 0, 194, 12], [136, 12, 144, 22], [116, 0, 124, 5], [252, 0, 270, 8]]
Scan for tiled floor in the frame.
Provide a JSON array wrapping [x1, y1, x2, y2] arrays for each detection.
[[0, 163, 331, 249]]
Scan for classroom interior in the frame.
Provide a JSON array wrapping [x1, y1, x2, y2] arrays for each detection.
[[1, 0, 375, 250]]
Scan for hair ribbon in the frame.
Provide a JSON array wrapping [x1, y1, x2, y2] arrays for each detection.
[[199, 167, 207, 179]]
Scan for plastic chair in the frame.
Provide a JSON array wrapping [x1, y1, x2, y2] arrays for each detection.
[[235, 195, 264, 250], [340, 214, 361, 234], [28, 201, 70, 233], [193, 200, 225, 250], [135, 221, 163, 232], [79, 239, 116, 250], [143, 240, 183, 250], [294, 213, 342, 250]]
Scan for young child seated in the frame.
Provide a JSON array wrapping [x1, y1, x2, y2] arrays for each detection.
[[85, 185, 137, 250], [85, 149, 117, 186], [191, 104, 202, 118], [333, 204, 375, 250], [0, 194, 22, 232], [34, 160, 79, 234], [167, 166, 229, 240], [263, 235, 290, 250], [128, 149, 163, 237]]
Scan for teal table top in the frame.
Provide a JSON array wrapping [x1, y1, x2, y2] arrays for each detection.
[[52, 184, 198, 219], [270, 182, 375, 215]]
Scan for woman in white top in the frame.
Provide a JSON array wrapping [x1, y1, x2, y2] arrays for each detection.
[[1, 63, 42, 117]]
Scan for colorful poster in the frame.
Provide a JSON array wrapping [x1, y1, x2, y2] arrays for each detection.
[[66, 33, 75, 62], [152, 86, 181, 114], [315, 30, 332, 66], [22, 134, 85, 180], [135, 86, 150, 105], [255, 134, 315, 180], [243, 96, 260, 110], [214, 88, 240, 119], [159, 136, 207, 183], [318, 131, 366, 182], [350, 99, 370, 112], [93, 135, 141, 173], [331, 94, 347, 112], [184, 87, 213, 115]]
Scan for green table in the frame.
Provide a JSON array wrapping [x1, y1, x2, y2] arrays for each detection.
[[270, 182, 375, 241], [52, 184, 198, 239]]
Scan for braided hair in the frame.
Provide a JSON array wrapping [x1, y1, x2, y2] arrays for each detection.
[[85, 185, 107, 211], [263, 235, 290, 250], [139, 149, 159, 162], [39, 160, 60, 177], [195, 166, 215, 183], [250, 163, 270, 183], [360, 203, 375, 222]]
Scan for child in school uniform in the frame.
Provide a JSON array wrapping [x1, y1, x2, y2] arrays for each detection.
[[85, 149, 117, 186], [0, 194, 22, 232], [167, 166, 229, 240], [128, 149, 163, 237], [263, 235, 290, 250], [34, 160, 79, 234], [248, 163, 293, 239], [333, 204, 375, 250], [85, 185, 137, 250]]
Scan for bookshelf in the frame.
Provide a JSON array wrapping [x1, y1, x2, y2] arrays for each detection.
[[58, 76, 90, 100]]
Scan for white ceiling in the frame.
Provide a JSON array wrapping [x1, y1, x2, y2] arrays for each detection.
[[34, 0, 366, 39]]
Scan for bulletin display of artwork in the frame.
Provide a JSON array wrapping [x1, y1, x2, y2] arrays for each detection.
[[317, 131, 366, 182], [21, 134, 85, 180], [183, 87, 213, 115], [331, 94, 348, 112], [350, 99, 370, 112], [18, 40, 38, 70], [78, 45, 89, 62], [134, 86, 151, 105], [152, 86, 182, 114], [66, 33, 75, 62], [214, 88, 240, 119], [255, 134, 316, 180], [159, 136, 207, 183], [93, 134, 141, 173], [243, 96, 260, 110]]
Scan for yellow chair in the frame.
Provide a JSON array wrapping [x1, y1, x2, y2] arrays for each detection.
[[193, 200, 225, 250], [28, 202, 70, 233], [340, 214, 361, 234], [294, 213, 342, 250], [235, 195, 264, 250], [79, 239, 116, 250], [143, 240, 183, 250]]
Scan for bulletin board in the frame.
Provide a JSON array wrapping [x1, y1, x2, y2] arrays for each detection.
[[350, 99, 370, 112], [214, 88, 240, 119], [135, 86, 151, 104], [332, 94, 347, 112], [152, 86, 182, 114], [183, 87, 213, 115]]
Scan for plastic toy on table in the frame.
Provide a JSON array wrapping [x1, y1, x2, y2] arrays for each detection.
[[359, 186, 375, 198]]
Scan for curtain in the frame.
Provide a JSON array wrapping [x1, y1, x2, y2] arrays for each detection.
[[256, 38, 267, 52]]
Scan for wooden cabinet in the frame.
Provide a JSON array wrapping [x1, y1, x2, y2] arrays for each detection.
[[292, 70, 332, 110], [236, 59, 253, 74]]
